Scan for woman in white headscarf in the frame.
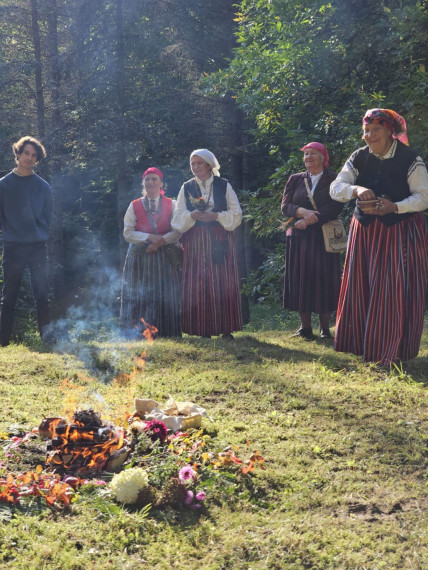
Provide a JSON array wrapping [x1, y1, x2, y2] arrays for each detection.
[[171, 149, 243, 338]]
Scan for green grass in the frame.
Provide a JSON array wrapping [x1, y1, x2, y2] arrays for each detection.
[[0, 307, 427, 569]]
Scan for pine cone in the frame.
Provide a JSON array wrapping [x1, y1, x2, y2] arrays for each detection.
[[72, 409, 103, 427], [159, 477, 188, 506], [135, 485, 159, 508]]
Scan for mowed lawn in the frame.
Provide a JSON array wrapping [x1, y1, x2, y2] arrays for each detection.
[[0, 309, 426, 569]]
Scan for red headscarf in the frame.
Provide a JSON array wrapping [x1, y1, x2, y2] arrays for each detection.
[[142, 167, 165, 195], [142, 167, 163, 180], [301, 142, 329, 168], [362, 109, 409, 145]]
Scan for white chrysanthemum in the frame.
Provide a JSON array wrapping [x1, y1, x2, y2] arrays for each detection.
[[110, 467, 149, 504]]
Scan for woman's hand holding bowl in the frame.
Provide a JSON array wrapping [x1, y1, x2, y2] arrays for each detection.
[[362, 196, 397, 216], [354, 186, 376, 201], [354, 184, 398, 215]]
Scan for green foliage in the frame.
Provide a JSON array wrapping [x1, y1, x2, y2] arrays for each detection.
[[210, 0, 428, 257], [0, 0, 243, 309], [1, 0, 426, 308], [242, 244, 285, 304], [219, 0, 428, 153]]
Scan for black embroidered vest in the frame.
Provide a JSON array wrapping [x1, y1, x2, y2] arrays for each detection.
[[353, 141, 417, 227], [183, 176, 228, 212]]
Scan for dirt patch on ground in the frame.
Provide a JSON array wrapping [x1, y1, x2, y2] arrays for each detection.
[[346, 497, 426, 522]]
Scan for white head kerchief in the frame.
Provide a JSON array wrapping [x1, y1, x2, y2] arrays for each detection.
[[190, 149, 221, 176]]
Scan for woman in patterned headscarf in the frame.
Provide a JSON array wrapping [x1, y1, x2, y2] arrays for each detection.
[[171, 149, 243, 339], [281, 142, 343, 339], [120, 167, 182, 338], [330, 109, 428, 367]]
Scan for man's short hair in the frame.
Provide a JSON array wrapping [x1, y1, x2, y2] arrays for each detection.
[[12, 136, 47, 162]]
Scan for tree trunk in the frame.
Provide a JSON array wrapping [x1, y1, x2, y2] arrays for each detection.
[[223, 96, 251, 323], [46, 0, 65, 315], [221, 2, 252, 323], [115, 0, 129, 268], [30, 0, 45, 138]]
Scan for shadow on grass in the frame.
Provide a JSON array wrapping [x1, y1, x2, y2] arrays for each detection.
[[393, 356, 428, 385], [19, 325, 428, 386], [226, 334, 428, 386], [315, 346, 428, 386], [181, 333, 324, 365]]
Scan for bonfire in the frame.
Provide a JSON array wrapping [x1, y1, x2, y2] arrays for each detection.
[[39, 409, 129, 475]]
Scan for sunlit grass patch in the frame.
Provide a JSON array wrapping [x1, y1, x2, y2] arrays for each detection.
[[0, 306, 426, 568]]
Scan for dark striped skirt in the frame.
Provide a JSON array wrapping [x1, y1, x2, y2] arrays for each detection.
[[334, 214, 428, 366], [120, 244, 182, 337], [283, 225, 342, 313], [181, 225, 243, 336]]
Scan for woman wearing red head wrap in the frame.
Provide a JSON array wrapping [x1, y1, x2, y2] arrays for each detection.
[[120, 168, 182, 337], [281, 142, 343, 339], [330, 109, 428, 366]]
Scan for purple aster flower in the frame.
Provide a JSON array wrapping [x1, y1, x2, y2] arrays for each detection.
[[196, 491, 206, 501], [178, 465, 196, 482], [184, 490, 194, 505]]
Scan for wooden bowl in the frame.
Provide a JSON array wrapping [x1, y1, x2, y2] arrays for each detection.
[[358, 199, 380, 212]]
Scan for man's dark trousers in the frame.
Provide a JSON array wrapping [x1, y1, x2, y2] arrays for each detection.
[[0, 241, 50, 346]]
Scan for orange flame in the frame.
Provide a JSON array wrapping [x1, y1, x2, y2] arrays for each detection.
[[133, 351, 146, 369], [44, 418, 126, 474], [140, 318, 158, 344], [60, 376, 94, 421]]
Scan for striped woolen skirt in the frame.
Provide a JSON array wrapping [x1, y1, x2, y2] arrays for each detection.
[[120, 244, 182, 337], [181, 224, 243, 336], [334, 214, 428, 366], [283, 225, 342, 313]]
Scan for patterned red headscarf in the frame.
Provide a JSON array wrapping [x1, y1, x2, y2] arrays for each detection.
[[301, 142, 329, 168], [362, 109, 409, 145]]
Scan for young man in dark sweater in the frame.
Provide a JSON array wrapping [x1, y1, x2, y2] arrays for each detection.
[[0, 136, 52, 346]]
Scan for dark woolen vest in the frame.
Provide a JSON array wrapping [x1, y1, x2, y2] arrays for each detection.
[[183, 176, 228, 229], [353, 140, 417, 227], [184, 177, 228, 211], [132, 196, 173, 234]]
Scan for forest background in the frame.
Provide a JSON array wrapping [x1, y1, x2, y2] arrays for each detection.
[[0, 0, 427, 328]]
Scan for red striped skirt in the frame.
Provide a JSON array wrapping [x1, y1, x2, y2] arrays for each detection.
[[181, 224, 243, 336], [334, 214, 428, 366]]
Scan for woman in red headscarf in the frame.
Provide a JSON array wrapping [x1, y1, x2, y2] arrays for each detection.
[[281, 142, 343, 339], [330, 109, 428, 366], [120, 167, 182, 337]]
